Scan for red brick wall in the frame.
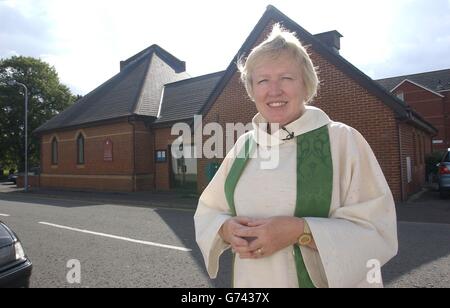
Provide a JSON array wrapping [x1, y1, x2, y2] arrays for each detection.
[[40, 119, 154, 192], [398, 122, 431, 198], [133, 121, 155, 190], [443, 91, 450, 150]]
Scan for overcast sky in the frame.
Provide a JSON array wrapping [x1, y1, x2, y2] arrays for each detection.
[[1, 0, 449, 96]]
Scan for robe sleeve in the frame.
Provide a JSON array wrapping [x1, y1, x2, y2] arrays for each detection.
[[303, 125, 398, 288], [194, 134, 249, 278]]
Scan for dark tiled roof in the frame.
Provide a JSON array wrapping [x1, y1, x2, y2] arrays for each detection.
[[376, 69, 450, 93], [154, 71, 225, 125], [199, 5, 437, 135], [35, 45, 188, 134]]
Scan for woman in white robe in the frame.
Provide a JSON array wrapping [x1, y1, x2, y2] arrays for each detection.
[[194, 24, 398, 288]]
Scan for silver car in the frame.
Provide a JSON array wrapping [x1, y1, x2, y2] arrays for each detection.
[[438, 148, 450, 199]]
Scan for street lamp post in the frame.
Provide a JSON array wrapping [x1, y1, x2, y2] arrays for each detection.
[[8, 80, 29, 192]]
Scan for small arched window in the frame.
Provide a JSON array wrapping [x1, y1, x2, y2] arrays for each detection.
[[51, 138, 58, 165], [77, 134, 85, 165], [104, 138, 113, 162]]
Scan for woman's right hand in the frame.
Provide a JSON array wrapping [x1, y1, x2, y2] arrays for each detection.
[[219, 217, 254, 257]]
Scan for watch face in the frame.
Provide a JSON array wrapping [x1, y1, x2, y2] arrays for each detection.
[[298, 234, 312, 246]]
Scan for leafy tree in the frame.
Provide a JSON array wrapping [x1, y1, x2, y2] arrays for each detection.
[[0, 56, 76, 172]]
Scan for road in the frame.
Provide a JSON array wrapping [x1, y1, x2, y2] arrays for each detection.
[[0, 186, 449, 288], [0, 193, 227, 288], [383, 187, 450, 288]]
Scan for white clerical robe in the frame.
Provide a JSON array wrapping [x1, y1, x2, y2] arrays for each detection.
[[194, 106, 398, 288]]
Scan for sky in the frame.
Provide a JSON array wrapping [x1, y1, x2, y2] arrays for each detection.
[[1, 0, 449, 96]]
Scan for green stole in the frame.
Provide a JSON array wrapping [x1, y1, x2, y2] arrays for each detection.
[[224, 125, 333, 288]]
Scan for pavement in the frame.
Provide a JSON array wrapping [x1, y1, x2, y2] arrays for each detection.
[[0, 181, 198, 211], [395, 183, 450, 225]]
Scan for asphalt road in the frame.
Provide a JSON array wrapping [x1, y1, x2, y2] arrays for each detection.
[[0, 193, 223, 288], [0, 183, 449, 288]]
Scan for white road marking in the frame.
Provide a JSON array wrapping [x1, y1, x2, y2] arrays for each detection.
[[39, 221, 192, 252], [0, 213, 10, 217]]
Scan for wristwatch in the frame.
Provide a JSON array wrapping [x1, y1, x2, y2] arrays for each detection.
[[297, 220, 312, 246]]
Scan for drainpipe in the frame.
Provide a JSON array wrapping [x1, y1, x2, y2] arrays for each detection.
[[153, 128, 156, 190], [397, 121, 405, 202], [128, 117, 136, 192], [39, 135, 43, 188]]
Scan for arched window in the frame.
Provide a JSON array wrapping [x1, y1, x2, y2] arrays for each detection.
[[51, 138, 58, 165], [77, 134, 85, 165], [104, 138, 113, 162]]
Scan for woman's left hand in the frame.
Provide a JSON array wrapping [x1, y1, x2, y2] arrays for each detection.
[[233, 216, 304, 259]]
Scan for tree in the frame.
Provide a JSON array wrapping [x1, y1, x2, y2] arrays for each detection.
[[0, 56, 76, 172]]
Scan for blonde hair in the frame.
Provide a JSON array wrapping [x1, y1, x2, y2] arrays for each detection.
[[237, 23, 319, 103]]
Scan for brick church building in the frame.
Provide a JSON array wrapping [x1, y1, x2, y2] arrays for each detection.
[[35, 5, 438, 202]]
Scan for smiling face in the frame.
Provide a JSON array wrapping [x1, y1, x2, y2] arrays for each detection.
[[250, 51, 307, 127]]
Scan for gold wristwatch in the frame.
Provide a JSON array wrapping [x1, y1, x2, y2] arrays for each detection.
[[298, 220, 312, 246]]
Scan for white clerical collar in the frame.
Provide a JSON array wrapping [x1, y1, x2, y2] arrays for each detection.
[[251, 106, 331, 147]]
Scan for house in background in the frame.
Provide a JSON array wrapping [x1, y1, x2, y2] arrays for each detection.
[[377, 69, 450, 151], [34, 5, 438, 202]]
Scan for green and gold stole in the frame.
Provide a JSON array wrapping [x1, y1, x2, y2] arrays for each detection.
[[224, 125, 333, 288]]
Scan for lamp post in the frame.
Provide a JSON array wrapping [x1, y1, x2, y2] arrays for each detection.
[[7, 80, 28, 192]]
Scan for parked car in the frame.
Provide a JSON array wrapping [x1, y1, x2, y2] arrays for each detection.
[[7, 173, 18, 184], [0, 221, 32, 288], [438, 148, 450, 199], [6, 166, 40, 185]]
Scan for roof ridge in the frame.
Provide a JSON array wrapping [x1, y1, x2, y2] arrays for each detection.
[[164, 71, 225, 87], [130, 53, 155, 115], [75, 52, 152, 107], [120, 44, 186, 73], [119, 45, 161, 70], [391, 79, 445, 97], [376, 68, 450, 81]]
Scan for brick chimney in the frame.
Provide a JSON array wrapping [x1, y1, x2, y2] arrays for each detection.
[[120, 61, 127, 71], [314, 30, 343, 54]]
